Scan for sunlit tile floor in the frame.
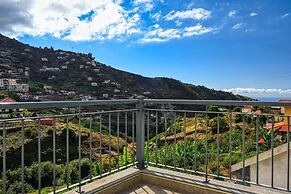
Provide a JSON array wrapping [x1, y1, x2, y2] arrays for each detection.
[[120, 183, 189, 194]]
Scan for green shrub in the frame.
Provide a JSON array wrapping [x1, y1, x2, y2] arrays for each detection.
[[7, 181, 34, 194], [61, 127, 78, 143], [258, 115, 267, 125], [68, 159, 91, 183], [245, 115, 252, 124], [81, 158, 91, 178], [234, 114, 243, 123], [209, 117, 229, 134], [119, 146, 133, 167], [30, 161, 65, 188], [68, 160, 79, 183], [24, 127, 37, 139], [207, 105, 220, 119], [166, 117, 183, 135], [233, 107, 242, 112], [80, 119, 91, 129], [6, 167, 34, 189], [0, 179, 3, 194], [46, 126, 53, 136], [28, 81, 43, 93]]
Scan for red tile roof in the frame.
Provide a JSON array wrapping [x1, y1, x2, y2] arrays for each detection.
[[279, 100, 291, 103], [264, 122, 291, 133], [38, 118, 54, 125], [278, 125, 291, 133], [258, 138, 265, 144], [0, 97, 16, 103], [255, 110, 262, 115]]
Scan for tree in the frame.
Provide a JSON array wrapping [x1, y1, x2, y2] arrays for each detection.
[[7, 91, 20, 101], [7, 181, 34, 194], [234, 114, 243, 123], [208, 105, 219, 112], [233, 106, 242, 112], [259, 126, 278, 150], [61, 127, 78, 143], [258, 115, 267, 125], [245, 115, 252, 124], [207, 105, 220, 119], [209, 116, 229, 134], [258, 106, 271, 113]]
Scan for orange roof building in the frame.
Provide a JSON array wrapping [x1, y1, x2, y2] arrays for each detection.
[[279, 99, 291, 125], [279, 100, 291, 103], [38, 118, 54, 125], [264, 122, 291, 133]]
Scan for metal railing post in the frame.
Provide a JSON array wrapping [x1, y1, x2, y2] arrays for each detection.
[[136, 99, 145, 170]]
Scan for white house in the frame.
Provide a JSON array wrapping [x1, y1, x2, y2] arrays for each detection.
[[8, 83, 29, 93], [91, 82, 98, 87], [103, 80, 111, 84], [114, 89, 120, 93], [0, 79, 29, 93], [103, 93, 109, 98], [41, 57, 48, 62], [0, 79, 4, 88]]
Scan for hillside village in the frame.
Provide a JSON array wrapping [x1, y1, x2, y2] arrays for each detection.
[[0, 44, 129, 101], [0, 34, 249, 102]]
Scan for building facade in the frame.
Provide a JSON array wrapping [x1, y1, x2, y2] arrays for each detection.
[[0, 78, 29, 92]]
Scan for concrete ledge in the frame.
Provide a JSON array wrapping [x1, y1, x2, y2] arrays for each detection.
[[64, 166, 290, 194], [232, 142, 291, 172], [144, 167, 290, 194], [65, 168, 140, 194]]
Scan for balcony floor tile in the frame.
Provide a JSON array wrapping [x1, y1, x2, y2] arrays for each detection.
[[120, 183, 184, 194]]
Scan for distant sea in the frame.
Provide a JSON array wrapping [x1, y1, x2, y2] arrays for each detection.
[[256, 97, 291, 102]]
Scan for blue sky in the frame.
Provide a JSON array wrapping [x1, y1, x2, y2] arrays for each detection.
[[1, 0, 291, 98]]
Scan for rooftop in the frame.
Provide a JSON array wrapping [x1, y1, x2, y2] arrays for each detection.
[[0, 97, 16, 103], [265, 122, 291, 133]]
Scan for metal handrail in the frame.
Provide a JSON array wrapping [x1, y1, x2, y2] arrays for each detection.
[[1, 98, 291, 194], [144, 99, 291, 107], [0, 99, 138, 109], [1, 98, 291, 110]]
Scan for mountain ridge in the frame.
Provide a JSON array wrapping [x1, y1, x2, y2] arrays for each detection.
[[0, 34, 251, 101]]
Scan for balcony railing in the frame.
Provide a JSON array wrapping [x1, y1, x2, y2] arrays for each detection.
[[1, 99, 291, 193]]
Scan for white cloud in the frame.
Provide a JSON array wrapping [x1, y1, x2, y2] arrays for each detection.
[[0, 0, 34, 37], [151, 11, 162, 21], [140, 37, 165, 43], [133, 0, 154, 11], [250, 12, 258, 17], [151, 24, 160, 29], [0, 0, 215, 43], [65, 8, 141, 41], [281, 13, 290, 18], [232, 22, 245, 30], [183, 24, 213, 37], [139, 25, 181, 43], [228, 10, 237, 17], [0, 0, 141, 41], [139, 23, 213, 43], [223, 88, 291, 96], [164, 8, 211, 21]]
